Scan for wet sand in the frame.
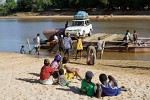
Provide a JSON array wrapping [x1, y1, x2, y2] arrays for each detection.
[[0, 52, 150, 100]]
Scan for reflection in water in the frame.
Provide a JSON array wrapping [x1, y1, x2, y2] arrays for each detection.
[[101, 52, 150, 61], [0, 18, 150, 61]]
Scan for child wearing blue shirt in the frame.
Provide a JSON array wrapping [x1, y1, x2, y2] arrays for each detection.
[[96, 74, 127, 98]]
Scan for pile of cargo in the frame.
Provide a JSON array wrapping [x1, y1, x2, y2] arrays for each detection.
[[74, 11, 88, 20]]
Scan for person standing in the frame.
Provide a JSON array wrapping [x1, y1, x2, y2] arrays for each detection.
[[65, 21, 69, 29], [97, 37, 105, 59], [133, 30, 138, 44], [58, 35, 65, 55], [34, 33, 40, 55], [123, 30, 131, 42], [76, 35, 83, 60], [63, 33, 72, 59]]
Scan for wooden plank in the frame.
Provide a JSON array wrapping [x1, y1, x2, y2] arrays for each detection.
[[26, 37, 31, 54]]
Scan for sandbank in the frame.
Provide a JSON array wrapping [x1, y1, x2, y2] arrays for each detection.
[[0, 14, 150, 20], [0, 52, 150, 100]]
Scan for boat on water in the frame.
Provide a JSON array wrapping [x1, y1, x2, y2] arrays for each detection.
[[105, 38, 150, 53], [82, 36, 150, 53], [42, 31, 150, 53]]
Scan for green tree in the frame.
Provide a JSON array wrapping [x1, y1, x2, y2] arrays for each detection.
[[36, 0, 53, 11], [5, 0, 17, 13], [17, 0, 32, 12], [0, 0, 17, 15]]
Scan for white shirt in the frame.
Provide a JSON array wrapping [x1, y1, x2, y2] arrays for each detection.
[[37, 36, 40, 44], [97, 40, 103, 51], [34, 36, 40, 47]]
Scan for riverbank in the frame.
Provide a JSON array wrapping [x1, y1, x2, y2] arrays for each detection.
[[0, 52, 150, 100], [1, 13, 150, 20]]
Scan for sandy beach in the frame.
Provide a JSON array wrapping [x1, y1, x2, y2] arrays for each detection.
[[0, 52, 150, 100]]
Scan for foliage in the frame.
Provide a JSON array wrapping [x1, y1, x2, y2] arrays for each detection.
[[17, 0, 32, 12], [0, 0, 150, 16], [35, 0, 53, 11], [0, 0, 17, 16]]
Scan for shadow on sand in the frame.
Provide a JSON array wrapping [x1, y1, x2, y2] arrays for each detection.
[[56, 86, 80, 94], [16, 78, 40, 84], [28, 73, 40, 77], [69, 61, 87, 65], [104, 64, 150, 70]]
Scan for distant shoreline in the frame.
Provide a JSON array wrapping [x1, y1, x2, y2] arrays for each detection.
[[0, 15, 150, 20]]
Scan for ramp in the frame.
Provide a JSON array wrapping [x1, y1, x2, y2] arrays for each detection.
[[50, 43, 59, 54]]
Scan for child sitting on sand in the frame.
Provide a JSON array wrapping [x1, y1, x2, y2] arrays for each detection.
[[20, 45, 26, 54], [40, 59, 55, 85], [80, 71, 97, 96], [96, 74, 127, 98], [51, 54, 62, 69], [51, 55, 62, 78], [58, 69, 70, 86], [61, 57, 82, 80]]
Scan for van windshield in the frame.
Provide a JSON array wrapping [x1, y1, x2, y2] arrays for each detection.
[[72, 21, 84, 26]]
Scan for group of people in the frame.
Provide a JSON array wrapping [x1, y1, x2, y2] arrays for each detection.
[[55, 32, 73, 59], [123, 30, 148, 46], [39, 55, 82, 86], [20, 31, 105, 64], [57, 32, 105, 65], [81, 71, 127, 98], [20, 33, 41, 55], [123, 30, 138, 44], [39, 55, 128, 98]]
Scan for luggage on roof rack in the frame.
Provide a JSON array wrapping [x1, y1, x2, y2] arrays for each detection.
[[74, 11, 88, 20]]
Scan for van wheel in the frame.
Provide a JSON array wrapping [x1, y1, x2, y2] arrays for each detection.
[[88, 31, 92, 37]]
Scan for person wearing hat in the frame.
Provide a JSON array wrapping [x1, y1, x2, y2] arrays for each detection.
[[51, 54, 62, 69], [39, 59, 55, 85], [80, 71, 97, 96], [51, 55, 62, 78]]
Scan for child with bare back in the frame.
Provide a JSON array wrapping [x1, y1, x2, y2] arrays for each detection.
[[61, 57, 82, 80]]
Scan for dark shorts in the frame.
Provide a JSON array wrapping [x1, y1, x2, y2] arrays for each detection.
[[35, 46, 40, 50], [77, 50, 82, 54], [133, 38, 138, 42], [64, 48, 70, 54]]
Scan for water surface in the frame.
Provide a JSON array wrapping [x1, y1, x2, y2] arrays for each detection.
[[0, 18, 150, 61]]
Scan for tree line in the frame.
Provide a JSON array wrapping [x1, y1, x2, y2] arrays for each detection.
[[0, 0, 150, 16]]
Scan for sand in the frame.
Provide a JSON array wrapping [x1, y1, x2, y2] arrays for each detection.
[[0, 52, 150, 100], [1, 14, 150, 20]]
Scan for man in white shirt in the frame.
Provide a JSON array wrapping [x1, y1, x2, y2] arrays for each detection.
[[34, 33, 40, 55]]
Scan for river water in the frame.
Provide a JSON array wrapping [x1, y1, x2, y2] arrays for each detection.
[[0, 18, 150, 61]]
